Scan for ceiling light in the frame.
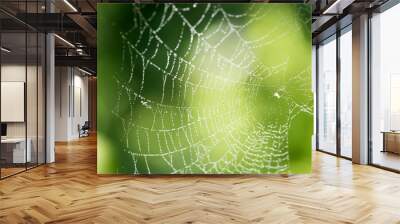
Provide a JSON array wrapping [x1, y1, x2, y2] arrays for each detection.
[[1, 47, 11, 53], [76, 48, 86, 56], [63, 0, 78, 12], [54, 34, 75, 48], [78, 67, 93, 76]]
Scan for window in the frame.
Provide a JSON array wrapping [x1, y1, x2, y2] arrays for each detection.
[[339, 27, 352, 158], [371, 3, 400, 171], [317, 36, 337, 154]]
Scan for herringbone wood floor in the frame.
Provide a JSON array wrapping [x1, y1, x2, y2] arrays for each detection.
[[1, 135, 400, 224]]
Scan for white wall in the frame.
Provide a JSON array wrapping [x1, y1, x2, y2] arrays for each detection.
[[1, 65, 38, 137], [72, 73, 89, 138], [55, 67, 70, 141], [1, 65, 27, 140], [55, 67, 89, 141]]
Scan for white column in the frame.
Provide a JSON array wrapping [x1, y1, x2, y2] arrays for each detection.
[[46, 32, 55, 163], [352, 14, 369, 164], [45, 0, 56, 163]]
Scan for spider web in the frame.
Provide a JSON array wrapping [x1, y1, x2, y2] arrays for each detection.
[[111, 3, 312, 174]]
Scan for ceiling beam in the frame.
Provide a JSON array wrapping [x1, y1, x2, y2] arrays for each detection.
[[55, 55, 96, 69], [323, 0, 356, 14], [12, 13, 83, 32], [67, 14, 97, 39]]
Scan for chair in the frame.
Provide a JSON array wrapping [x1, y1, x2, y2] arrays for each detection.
[[79, 121, 90, 138]]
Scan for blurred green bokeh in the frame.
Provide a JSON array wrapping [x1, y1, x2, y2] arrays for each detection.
[[98, 3, 313, 174]]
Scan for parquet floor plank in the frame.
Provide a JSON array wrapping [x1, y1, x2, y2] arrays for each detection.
[[1, 134, 400, 223]]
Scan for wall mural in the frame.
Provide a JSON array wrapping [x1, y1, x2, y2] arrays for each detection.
[[98, 3, 313, 174]]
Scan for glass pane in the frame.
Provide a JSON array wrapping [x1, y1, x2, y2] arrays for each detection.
[[27, 31, 38, 169], [1, 31, 27, 177], [318, 36, 337, 154], [0, 1, 46, 178], [340, 29, 352, 158], [371, 5, 400, 171], [38, 33, 45, 165]]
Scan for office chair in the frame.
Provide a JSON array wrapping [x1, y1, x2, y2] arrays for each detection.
[[79, 121, 90, 138]]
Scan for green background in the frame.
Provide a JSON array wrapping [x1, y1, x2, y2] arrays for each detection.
[[98, 3, 313, 174]]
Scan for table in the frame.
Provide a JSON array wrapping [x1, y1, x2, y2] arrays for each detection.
[[1, 138, 32, 164], [382, 131, 400, 154]]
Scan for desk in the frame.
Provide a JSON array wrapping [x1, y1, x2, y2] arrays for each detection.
[[382, 131, 400, 154], [1, 138, 31, 163]]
